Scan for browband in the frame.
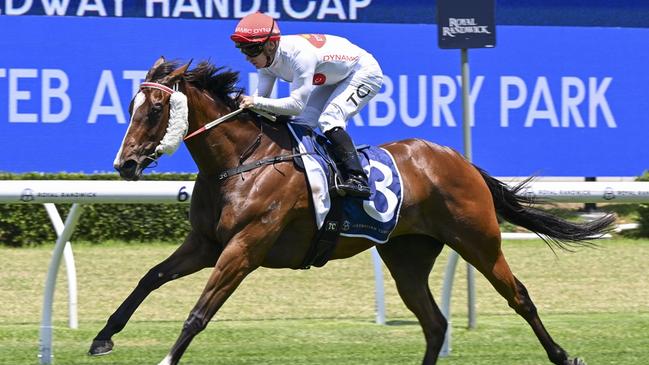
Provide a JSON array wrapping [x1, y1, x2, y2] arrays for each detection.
[[140, 82, 175, 95]]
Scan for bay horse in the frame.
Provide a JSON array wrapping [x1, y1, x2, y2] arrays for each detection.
[[92, 57, 614, 365]]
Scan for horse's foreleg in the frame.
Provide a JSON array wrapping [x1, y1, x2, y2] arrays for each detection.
[[158, 234, 268, 365], [377, 235, 446, 365], [89, 230, 220, 356]]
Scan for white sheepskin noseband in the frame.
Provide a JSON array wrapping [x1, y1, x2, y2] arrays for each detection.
[[155, 91, 188, 156]]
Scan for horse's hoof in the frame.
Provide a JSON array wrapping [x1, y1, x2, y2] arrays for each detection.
[[88, 339, 114, 356]]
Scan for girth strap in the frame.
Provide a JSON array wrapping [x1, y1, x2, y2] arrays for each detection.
[[299, 195, 344, 269]]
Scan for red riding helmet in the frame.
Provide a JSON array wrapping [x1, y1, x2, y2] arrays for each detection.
[[230, 12, 281, 44]]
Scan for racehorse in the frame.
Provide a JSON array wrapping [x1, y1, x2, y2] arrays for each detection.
[[91, 57, 614, 365]]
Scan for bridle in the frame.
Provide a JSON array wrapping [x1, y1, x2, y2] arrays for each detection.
[[136, 81, 297, 182], [135, 81, 182, 168], [140, 82, 176, 95], [139, 81, 277, 140]]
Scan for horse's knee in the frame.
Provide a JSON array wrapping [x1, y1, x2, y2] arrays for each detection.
[[420, 307, 447, 347], [432, 316, 447, 343], [439, 316, 448, 334], [139, 267, 177, 290]]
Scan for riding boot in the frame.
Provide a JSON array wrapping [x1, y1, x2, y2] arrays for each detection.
[[324, 127, 371, 199]]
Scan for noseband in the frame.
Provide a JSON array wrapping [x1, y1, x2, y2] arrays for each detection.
[[137, 81, 189, 162]]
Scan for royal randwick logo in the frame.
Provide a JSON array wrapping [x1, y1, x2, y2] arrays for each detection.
[[442, 18, 492, 38]]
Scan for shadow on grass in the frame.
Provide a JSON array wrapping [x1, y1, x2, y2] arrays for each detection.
[[386, 320, 418, 326]]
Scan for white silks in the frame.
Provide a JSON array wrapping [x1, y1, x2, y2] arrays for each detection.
[[155, 91, 189, 156]]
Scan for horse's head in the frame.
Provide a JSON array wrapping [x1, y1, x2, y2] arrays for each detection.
[[113, 57, 191, 180]]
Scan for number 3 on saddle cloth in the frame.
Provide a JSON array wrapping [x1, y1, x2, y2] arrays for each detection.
[[286, 123, 404, 268]]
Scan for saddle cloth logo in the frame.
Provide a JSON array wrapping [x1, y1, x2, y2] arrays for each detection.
[[287, 123, 403, 243]]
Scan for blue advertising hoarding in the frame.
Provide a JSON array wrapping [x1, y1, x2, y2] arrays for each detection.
[[2, 0, 648, 27], [0, 8, 648, 176], [0, 0, 435, 23]]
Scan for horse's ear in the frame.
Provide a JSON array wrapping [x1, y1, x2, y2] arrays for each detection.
[[145, 56, 166, 81], [152, 56, 166, 68], [161, 61, 191, 84]]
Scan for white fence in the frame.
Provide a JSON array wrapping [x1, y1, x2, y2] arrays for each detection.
[[0, 180, 193, 365], [2, 180, 649, 364]]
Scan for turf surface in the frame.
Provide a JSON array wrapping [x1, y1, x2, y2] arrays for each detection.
[[1, 239, 647, 364]]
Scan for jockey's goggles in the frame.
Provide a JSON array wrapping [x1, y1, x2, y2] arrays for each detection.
[[237, 42, 266, 57]]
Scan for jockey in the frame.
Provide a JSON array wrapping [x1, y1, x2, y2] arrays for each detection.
[[230, 12, 384, 199]]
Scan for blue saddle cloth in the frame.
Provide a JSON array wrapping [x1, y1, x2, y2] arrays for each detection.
[[286, 123, 403, 243]]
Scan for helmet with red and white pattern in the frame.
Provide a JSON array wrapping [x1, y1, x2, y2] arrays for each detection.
[[230, 12, 280, 44]]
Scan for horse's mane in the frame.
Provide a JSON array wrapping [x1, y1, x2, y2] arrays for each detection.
[[151, 60, 244, 111], [185, 61, 243, 110]]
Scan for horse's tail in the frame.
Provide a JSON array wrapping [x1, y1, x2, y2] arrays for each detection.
[[475, 165, 616, 251]]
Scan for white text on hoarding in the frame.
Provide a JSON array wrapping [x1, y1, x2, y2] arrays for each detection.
[[0, 0, 373, 20], [0, 68, 617, 129]]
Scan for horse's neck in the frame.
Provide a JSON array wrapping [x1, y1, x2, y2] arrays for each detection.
[[184, 90, 282, 177]]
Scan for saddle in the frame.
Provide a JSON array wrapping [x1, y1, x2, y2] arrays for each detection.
[[287, 125, 347, 269], [286, 122, 402, 269], [290, 127, 369, 197]]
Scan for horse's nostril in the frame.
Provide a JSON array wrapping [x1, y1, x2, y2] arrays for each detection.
[[116, 159, 140, 181], [117, 160, 137, 175], [121, 160, 137, 171], [152, 103, 163, 114]]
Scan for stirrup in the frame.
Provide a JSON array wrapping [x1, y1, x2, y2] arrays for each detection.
[[337, 177, 371, 199]]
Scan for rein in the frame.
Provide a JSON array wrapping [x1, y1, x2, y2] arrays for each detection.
[[184, 107, 277, 141], [184, 108, 244, 141]]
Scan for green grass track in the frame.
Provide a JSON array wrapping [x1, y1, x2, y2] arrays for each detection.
[[1, 239, 648, 364]]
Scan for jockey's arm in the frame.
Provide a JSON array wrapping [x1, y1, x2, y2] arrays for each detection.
[[251, 52, 316, 116], [253, 72, 276, 98]]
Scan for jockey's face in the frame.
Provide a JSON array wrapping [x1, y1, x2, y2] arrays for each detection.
[[241, 40, 278, 69]]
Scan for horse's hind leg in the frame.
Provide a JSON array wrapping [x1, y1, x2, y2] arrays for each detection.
[[482, 250, 583, 365], [450, 228, 582, 365], [88, 230, 220, 356], [377, 234, 446, 365]]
